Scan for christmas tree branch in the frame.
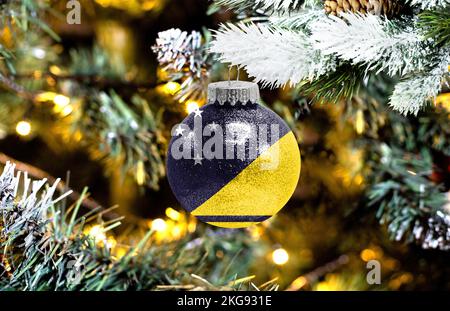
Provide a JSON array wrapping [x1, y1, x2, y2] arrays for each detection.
[[297, 64, 365, 104], [0, 152, 118, 220], [0, 162, 256, 290], [210, 22, 336, 88], [407, 0, 450, 10], [367, 146, 450, 250], [209, 0, 450, 115], [418, 10, 450, 47], [287, 255, 349, 290], [152, 28, 214, 102], [309, 12, 435, 77], [389, 55, 449, 115], [212, 0, 306, 13], [0, 73, 36, 102]]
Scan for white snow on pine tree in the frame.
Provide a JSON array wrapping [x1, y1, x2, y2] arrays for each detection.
[[310, 13, 434, 76], [210, 22, 336, 87]]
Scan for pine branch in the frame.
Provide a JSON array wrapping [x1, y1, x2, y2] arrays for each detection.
[[210, 22, 336, 88], [75, 91, 166, 190], [362, 98, 450, 251], [389, 54, 449, 115], [287, 255, 349, 290], [0, 0, 60, 74], [268, 6, 328, 30], [418, 10, 450, 47], [0, 153, 119, 220], [406, 0, 450, 10], [310, 12, 436, 77], [0, 73, 36, 102], [297, 64, 366, 104], [416, 108, 450, 156], [0, 163, 256, 290], [212, 0, 306, 13], [367, 146, 450, 250], [152, 28, 214, 102]]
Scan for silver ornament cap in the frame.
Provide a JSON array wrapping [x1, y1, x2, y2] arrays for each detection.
[[207, 81, 260, 106]]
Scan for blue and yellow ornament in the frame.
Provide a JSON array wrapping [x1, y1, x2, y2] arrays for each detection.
[[167, 81, 301, 228]]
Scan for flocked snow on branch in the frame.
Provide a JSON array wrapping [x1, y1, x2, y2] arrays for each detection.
[[310, 13, 434, 77], [0, 162, 72, 214], [213, 0, 305, 13], [407, 0, 450, 10], [210, 22, 336, 87], [158, 1, 450, 114], [209, 1, 450, 115], [269, 6, 328, 29], [389, 54, 450, 115], [0, 162, 72, 248]]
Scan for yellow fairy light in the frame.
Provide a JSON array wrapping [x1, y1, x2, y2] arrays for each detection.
[[46, 77, 56, 86], [105, 236, 117, 249], [165, 207, 181, 221], [151, 218, 167, 232], [60, 105, 73, 117], [49, 65, 62, 75], [136, 161, 146, 186], [435, 93, 450, 111], [95, 0, 111, 7], [248, 226, 264, 241], [355, 109, 365, 135], [360, 248, 377, 262], [53, 94, 70, 108], [185, 100, 200, 114], [115, 247, 128, 259], [272, 248, 289, 265], [389, 273, 414, 290], [36, 92, 70, 111], [316, 282, 332, 291], [287, 276, 308, 291], [162, 81, 181, 95], [171, 225, 182, 239], [94, 0, 161, 13], [354, 174, 364, 186], [33, 70, 42, 79], [36, 91, 58, 103], [86, 225, 118, 249], [16, 121, 32, 137], [88, 225, 107, 242], [73, 130, 83, 142], [142, 0, 157, 10], [187, 219, 197, 233]]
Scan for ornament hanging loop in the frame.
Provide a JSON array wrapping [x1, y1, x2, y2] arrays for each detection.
[[227, 65, 241, 84]]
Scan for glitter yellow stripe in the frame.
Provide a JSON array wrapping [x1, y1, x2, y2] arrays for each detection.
[[192, 131, 300, 228]]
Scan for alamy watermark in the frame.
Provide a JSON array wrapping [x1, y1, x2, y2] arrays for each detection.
[[366, 260, 381, 285], [66, 0, 81, 25], [66, 257, 85, 286]]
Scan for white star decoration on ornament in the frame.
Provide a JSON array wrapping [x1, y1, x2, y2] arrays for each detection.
[[193, 108, 203, 118], [209, 122, 219, 130], [194, 154, 203, 165], [175, 126, 185, 136]]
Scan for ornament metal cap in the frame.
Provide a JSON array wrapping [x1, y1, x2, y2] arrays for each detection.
[[207, 81, 260, 106]]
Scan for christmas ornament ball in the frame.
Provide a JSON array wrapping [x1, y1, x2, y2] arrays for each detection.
[[167, 81, 301, 228]]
